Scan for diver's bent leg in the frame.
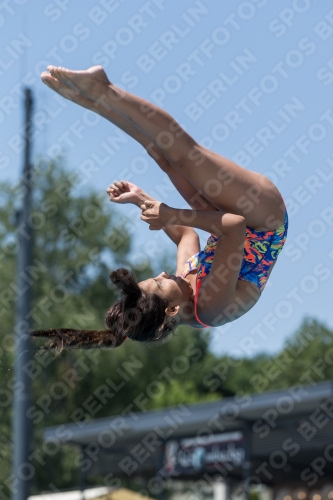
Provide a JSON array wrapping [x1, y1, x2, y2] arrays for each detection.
[[47, 67, 284, 228]]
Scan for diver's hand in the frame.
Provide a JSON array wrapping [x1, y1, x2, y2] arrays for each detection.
[[140, 200, 175, 230], [106, 180, 153, 206]]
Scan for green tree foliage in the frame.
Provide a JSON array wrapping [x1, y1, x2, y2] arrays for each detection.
[[1, 160, 332, 494], [0, 179, 22, 496], [248, 318, 333, 391], [0, 158, 155, 494], [0, 159, 214, 494], [202, 318, 333, 398]]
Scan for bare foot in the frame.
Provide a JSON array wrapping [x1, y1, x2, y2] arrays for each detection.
[[41, 72, 96, 109], [47, 65, 109, 95]]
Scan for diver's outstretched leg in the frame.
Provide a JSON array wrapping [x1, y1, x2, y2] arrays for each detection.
[[41, 71, 216, 212], [47, 65, 285, 230]]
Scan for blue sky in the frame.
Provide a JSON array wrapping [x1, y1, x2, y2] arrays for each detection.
[[2, 0, 333, 356]]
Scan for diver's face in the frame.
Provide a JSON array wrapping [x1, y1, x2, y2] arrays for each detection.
[[138, 271, 194, 307]]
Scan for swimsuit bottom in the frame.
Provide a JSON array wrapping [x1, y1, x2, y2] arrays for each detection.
[[182, 210, 289, 328], [215, 209, 289, 294]]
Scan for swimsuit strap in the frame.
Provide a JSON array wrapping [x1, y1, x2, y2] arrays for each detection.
[[193, 279, 211, 329]]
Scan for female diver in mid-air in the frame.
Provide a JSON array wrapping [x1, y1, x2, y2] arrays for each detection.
[[31, 65, 288, 352]]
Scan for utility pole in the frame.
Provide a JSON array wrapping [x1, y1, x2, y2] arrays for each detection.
[[12, 88, 34, 500]]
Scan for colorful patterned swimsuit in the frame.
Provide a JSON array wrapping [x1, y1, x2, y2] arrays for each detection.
[[177, 210, 289, 328]]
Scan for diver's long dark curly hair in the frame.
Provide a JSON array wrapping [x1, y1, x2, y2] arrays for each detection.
[[31, 268, 177, 354]]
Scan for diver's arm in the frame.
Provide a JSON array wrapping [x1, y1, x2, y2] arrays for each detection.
[[106, 180, 196, 245]]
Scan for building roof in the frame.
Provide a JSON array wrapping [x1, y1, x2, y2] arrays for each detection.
[[43, 380, 333, 447], [42, 380, 333, 484]]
